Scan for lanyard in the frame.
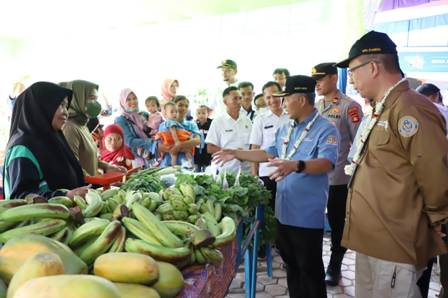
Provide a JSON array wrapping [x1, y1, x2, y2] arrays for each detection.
[[280, 112, 319, 160], [345, 78, 406, 176]]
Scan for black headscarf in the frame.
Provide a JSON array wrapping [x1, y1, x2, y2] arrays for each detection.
[[6, 81, 85, 190]]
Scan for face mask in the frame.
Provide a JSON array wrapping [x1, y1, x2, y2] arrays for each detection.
[[85, 100, 102, 119]]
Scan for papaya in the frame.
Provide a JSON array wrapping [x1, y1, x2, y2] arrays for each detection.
[[0, 235, 87, 283], [13, 275, 120, 298], [94, 252, 159, 285], [7, 252, 64, 298], [114, 283, 160, 298], [152, 262, 184, 298]]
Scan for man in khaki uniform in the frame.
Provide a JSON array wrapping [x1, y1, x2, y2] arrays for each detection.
[[312, 62, 363, 286], [336, 30, 448, 298]]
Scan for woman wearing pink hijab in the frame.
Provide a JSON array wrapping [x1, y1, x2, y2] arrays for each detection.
[[160, 79, 179, 116], [161, 79, 179, 101], [114, 88, 155, 167]]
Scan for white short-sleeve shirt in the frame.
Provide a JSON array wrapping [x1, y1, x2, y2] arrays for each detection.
[[206, 111, 252, 173], [249, 110, 290, 176]]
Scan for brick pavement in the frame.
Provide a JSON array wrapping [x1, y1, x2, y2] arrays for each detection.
[[226, 236, 442, 298]]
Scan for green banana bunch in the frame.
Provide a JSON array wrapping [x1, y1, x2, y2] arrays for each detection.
[[132, 203, 184, 248], [214, 203, 222, 221], [200, 247, 224, 264], [187, 215, 199, 224], [100, 188, 120, 200], [99, 213, 113, 221], [201, 212, 221, 237], [188, 204, 199, 215], [73, 195, 87, 209], [0, 203, 71, 222], [83, 191, 105, 218], [194, 248, 206, 264], [213, 216, 237, 247], [156, 202, 173, 214], [0, 219, 66, 243], [0, 199, 27, 215], [109, 225, 126, 252], [125, 191, 142, 208], [75, 220, 122, 264], [51, 226, 70, 242], [163, 220, 200, 237], [125, 238, 191, 263], [172, 211, 188, 221], [0, 220, 18, 233], [112, 204, 129, 220], [178, 183, 195, 204], [122, 217, 162, 246], [69, 218, 110, 247], [170, 199, 188, 212], [48, 196, 74, 207]]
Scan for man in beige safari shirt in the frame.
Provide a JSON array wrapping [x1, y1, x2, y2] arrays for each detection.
[[337, 31, 448, 298]]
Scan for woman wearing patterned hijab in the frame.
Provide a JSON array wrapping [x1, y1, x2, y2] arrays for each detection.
[[115, 88, 155, 167]]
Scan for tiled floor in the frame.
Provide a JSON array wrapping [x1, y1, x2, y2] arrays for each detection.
[[226, 236, 442, 298]]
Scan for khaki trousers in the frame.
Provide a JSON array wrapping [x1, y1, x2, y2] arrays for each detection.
[[355, 253, 423, 298]]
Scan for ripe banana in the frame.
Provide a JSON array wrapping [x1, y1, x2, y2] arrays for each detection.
[[76, 220, 122, 265], [48, 196, 74, 207], [0, 203, 71, 222], [132, 203, 184, 248], [213, 216, 236, 247], [109, 226, 126, 253], [125, 238, 191, 263], [122, 217, 162, 246], [69, 218, 110, 248], [0, 219, 66, 243]]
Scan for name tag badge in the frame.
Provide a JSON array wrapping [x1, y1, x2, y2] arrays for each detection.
[[264, 125, 274, 129], [225, 129, 233, 133]]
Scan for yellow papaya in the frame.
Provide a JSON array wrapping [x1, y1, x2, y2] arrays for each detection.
[[7, 252, 64, 298], [13, 275, 120, 298], [114, 283, 160, 298], [94, 252, 159, 285], [152, 262, 184, 298], [0, 235, 87, 283]]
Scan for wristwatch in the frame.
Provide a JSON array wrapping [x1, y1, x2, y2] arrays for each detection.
[[296, 160, 306, 173]]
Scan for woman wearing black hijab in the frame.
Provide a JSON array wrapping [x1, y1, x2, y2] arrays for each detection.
[[3, 82, 89, 200]]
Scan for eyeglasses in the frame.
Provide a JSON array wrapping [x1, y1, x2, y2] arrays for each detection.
[[348, 60, 381, 76]]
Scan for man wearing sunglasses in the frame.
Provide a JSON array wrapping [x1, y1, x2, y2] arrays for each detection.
[[337, 30, 448, 298]]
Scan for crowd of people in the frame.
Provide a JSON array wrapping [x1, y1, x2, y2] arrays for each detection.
[[2, 30, 448, 298]]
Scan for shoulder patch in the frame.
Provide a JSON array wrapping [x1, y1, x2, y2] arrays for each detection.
[[398, 116, 419, 138], [326, 135, 337, 145], [347, 106, 360, 123]]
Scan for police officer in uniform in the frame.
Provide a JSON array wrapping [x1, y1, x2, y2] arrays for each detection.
[[337, 31, 448, 298], [213, 75, 339, 298], [311, 62, 363, 285]]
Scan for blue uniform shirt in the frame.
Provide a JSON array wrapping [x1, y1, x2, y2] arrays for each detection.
[[266, 110, 339, 229]]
